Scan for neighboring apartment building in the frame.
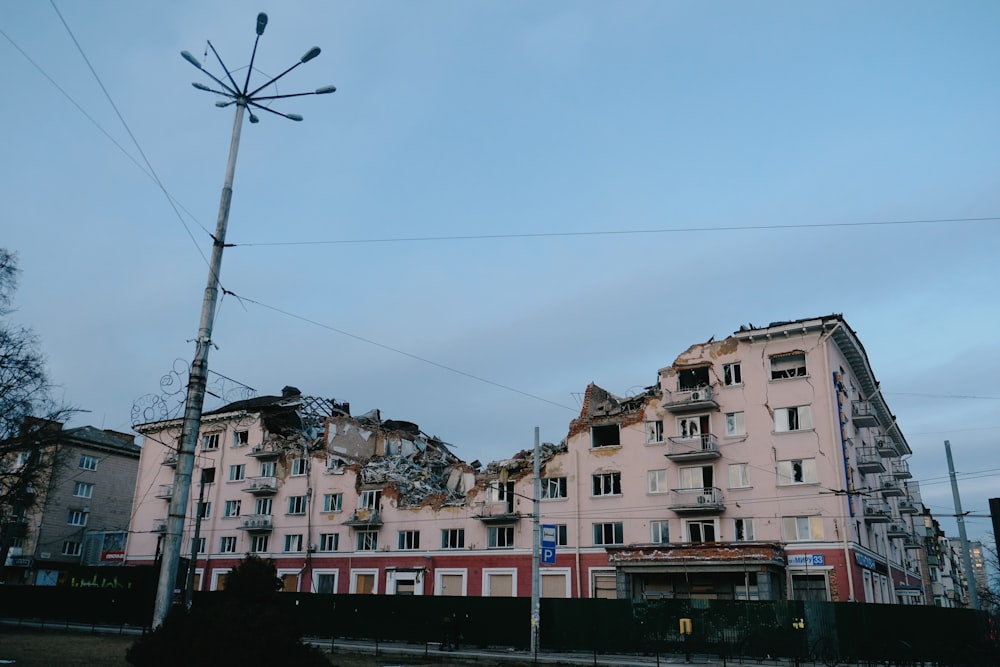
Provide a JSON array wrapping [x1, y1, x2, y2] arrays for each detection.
[[125, 316, 945, 604], [2, 422, 140, 585]]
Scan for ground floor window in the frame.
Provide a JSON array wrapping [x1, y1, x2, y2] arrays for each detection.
[[791, 573, 829, 601]]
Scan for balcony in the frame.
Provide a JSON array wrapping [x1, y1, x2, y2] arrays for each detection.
[[240, 514, 273, 532], [474, 505, 522, 524], [151, 518, 168, 533], [898, 499, 918, 514], [154, 484, 173, 500], [247, 444, 281, 459], [666, 434, 720, 461], [855, 445, 885, 475], [890, 459, 912, 479], [863, 500, 891, 523], [903, 533, 923, 550], [162, 453, 178, 467], [851, 401, 879, 428], [879, 477, 904, 498], [668, 487, 724, 514], [242, 476, 277, 496], [2, 518, 29, 538], [344, 509, 383, 527], [887, 521, 909, 539], [876, 437, 899, 457], [663, 386, 718, 413]]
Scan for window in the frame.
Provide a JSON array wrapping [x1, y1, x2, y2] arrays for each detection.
[[441, 528, 465, 549], [488, 525, 515, 548], [723, 363, 742, 386], [679, 465, 713, 490], [678, 366, 710, 390], [202, 433, 220, 450], [777, 458, 818, 485], [233, 430, 249, 447], [291, 458, 307, 476], [677, 415, 709, 439], [250, 534, 269, 553], [190, 537, 206, 553], [314, 572, 338, 594], [645, 420, 664, 444], [728, 463, 750, 488], [79, 455, 98, 471], [68, 510, 88, 526], [725, 412, 745, 436], [651, 520, 670, 544], [73, 481, 94, 498], [322, 493, 343, 512], [284, 534, 303, 552], [201, 467, 216, 484], [647, 469, 668, 494], [255, 498, 272, 515], [224, 500, 241, 517], [734, 518, 755, 541], [774, 405, 813, 432], [287, 495, 307, 514], [356, 530, 378, 551], [62, 540, 82, 556], [593, 522, 624, 546], [592, 472, 622, 497], [792, 574, 829, 601], [555, 524, 568, 546], [541, 477, 567, 499], [197, 501, 211, 519], [398, 530, 420, 550], [687, 520, 716, 542], [229, 464, 246, 481], [783, 516, 824, 541], [770, 353, 807, 380], [359, 489, 382, 510], [260, 460, 275, 477], [319, 533, 339, 552], [591, 424, 621, 448], [220, 536, 237, 553]]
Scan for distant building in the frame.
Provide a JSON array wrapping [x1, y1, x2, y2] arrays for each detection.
[[126, 316, 954, 604], [2, 422, 140, 585]]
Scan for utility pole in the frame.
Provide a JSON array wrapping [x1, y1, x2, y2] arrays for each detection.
[[151, 13, 335, 628], [944, 440, 980, 610], [531, 426, 541, 657]]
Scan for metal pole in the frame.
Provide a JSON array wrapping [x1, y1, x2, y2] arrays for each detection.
[[152, 101, 246, 627], [531, 426, 541, 656], [184, 470, 208, 608], [944, 439, 980, 610]]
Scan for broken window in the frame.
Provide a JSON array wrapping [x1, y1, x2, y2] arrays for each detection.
[[723, 363, 742, 386], [555, 524, 568, 546], [774, 405, 812, 432], [197, 501, 211, 519], [233, 430, 249, 447], [725, 412, 745, 437], [645, 420, 664, 444], [441, 528, 465, 549], [359, 489, 382, 510], [734, 518, 755, 541], [224, 500, 241, 517], [686, 520, 716, 543], [356, 530, 378, 551], [770, 352, 807, 380], [201, 467, 216, 484], [398, 530, 420, 550], [202, 433, 220, 450], [591, 424, 621, 448], [650, 520, 669, 544], [647, 469, 668, 494], [229, 464, 245, 481], [488, 481, 516, 513], [487, 525, 515, 548], [592, 472, 622, 497], [319, 533, 339, 552], [287, 495, 307, 514], [322, 493, 342, 513], [777, 458, 817, 485], [219, 536, 237, 553], [541, 477, 567, 500], [250, 535, 269, 553], [677, 414, 710, 440], [593, 522, 623, 546], [284, 534, 303, 552], [291, 458, 307, 476], [678, 366, 710, 390], [783, 516, 823, 541]]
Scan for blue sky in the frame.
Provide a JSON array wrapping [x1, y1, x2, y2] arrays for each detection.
[[3, 1, 999, 545]]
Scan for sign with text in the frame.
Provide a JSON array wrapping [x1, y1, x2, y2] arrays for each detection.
[[787, 553, 825, 567], [541, 524, 557, 564]]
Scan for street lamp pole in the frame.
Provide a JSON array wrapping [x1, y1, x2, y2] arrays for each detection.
[[152, 13, 335, 628]]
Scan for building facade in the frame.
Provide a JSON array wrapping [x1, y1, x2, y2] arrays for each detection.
[[126, 316, 948, 604]]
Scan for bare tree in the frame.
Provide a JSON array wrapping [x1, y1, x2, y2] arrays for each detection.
[[0, 249, 75, 580]]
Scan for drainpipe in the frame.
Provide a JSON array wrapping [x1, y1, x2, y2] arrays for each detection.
[[574, 449, 582, 598]]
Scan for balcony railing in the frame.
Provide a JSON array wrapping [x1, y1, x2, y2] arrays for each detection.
[[154, 484, 173, 500], [863, 500, 891, 523], [898, 499, 918, 514], [247, 444, 281, 459], [344, 509, 383, 527], [239, 514, 273, 531], [665, 433, 720, 461], [887, 521, 909, 539], [879, 477, 904, 497], [855, 445, 885, 475], [891, 459, 912, 479], [876, 437, 899, 457], [668, 486, 724, 513], [662, 386, 718, 413], [242, 476, 278, 496], [851, 401, 879, 428], [161, 453, 178, 467]]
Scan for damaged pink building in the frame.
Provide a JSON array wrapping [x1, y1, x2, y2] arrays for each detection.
[[126, 315, 928, 603]]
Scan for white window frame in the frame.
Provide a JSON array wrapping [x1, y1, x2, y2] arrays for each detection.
[[774, 405, 813, 432], [359, 489, 382, 510], [645, 420, 664, 444], [647, 469, 668, 494], [233, 430, 249, 447], [197, 501, 211, 519], [728, 463, 751, 489], [350, 568, 380, 594], [723, 362, 743, 386], [223, 500, 241, 517], [434, 568, 467, 596], [441, 528, 465, 549], [229, 464, 246, 482], [387, 569, 423, 596], [592, 472, 622, 497], [322, 493, 343, 512], [540, 569, 573, 599], [777, 458, 818, 485], [311, 568, 339, 594], [260, 460, 276, 477], [211, 568, 232, 591], [68, 510, 88, 526], [284, 534, 304, 553], [593, 522, 624, 546], [219, 536, 238, 553], [190, 536, 206, 554], [686, 519, 717, 543], [291, 458, 307, 476], [589, 568, 617, 599], [79, 455, 98, 471], [249, 534, 269, 553], [540, 477, 567, 500], [318, 533, 339, 552], [783, 516, 824, 541], [487, 525, 515, 549], [650, 520, 670, 544], [202, 433, 220, 450], [356, 530, 378, 551], [482, 568, 518, 597], [73, 481, 94, 498], [287, 495, 307, 515], [725, 411, 746, 437], [398, 530, 420, 550], [255, 497, 272, 515], [62, 540, 82, 556], [734, 518, 755, 541], [770, 352, 807, 380]]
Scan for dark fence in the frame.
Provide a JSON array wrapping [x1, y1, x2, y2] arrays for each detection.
[[2, 585, 996, 665]]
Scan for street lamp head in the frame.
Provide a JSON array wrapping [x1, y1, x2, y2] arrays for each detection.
[[215, 101, 234, 108], [181, 51, 203, 69], [315, 85, 337, 95], [249, 112, 260, 124], [192, 82, 212, 92], [286, 113, 304, 122], [256, 13, 268, 36], [300, 47, 321, 63]]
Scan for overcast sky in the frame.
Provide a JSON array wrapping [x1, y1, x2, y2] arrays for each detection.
[[3, 1, 999, 545]]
